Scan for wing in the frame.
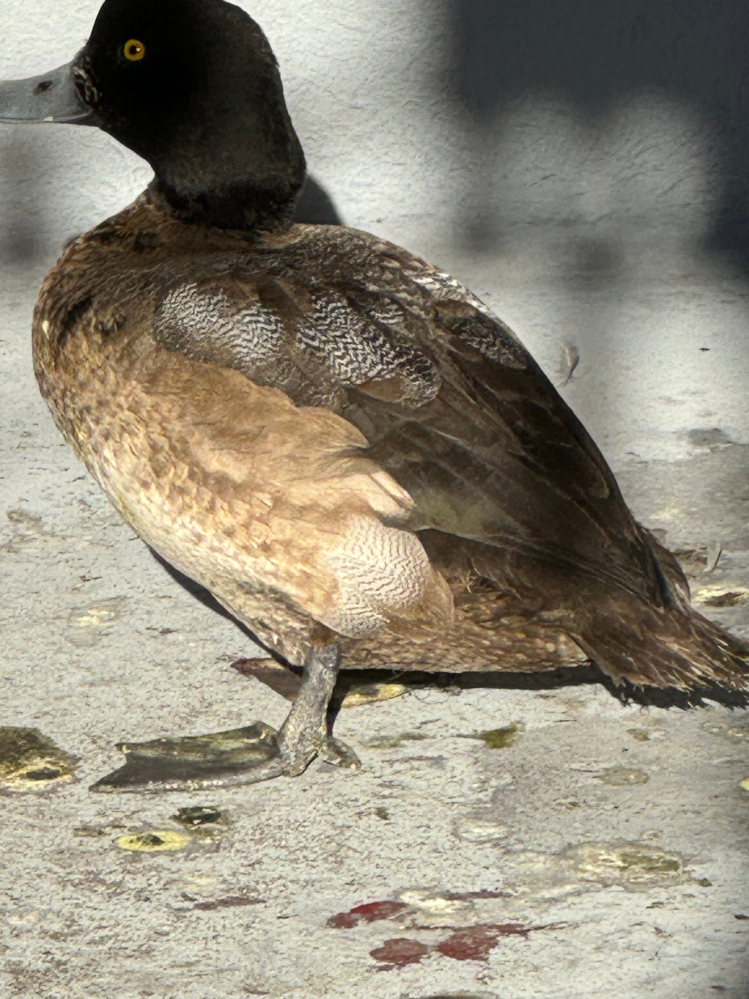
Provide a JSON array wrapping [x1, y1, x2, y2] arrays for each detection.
[[152, 224, 677, 612]]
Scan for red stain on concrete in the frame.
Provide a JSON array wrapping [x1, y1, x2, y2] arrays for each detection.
[[370, 938, 430, 967], [327, 900, 409, 929], [437, 923, 529, 961]]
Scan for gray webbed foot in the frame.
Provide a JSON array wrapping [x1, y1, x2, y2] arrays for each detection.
[[91, 646, 358, 792], [90, 722, 281, 792]]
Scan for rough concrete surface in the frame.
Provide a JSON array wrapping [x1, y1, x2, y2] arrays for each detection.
[[2, 1, 749, 997]]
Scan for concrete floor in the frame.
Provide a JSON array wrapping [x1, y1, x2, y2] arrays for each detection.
[[1, 241, 748, 999]]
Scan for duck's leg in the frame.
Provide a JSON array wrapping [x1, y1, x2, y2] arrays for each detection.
[[91, 645, 361, 793], [275, 645, 362, 772]]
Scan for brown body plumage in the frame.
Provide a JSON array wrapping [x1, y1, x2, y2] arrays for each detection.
[[34, 198, 748, 692]]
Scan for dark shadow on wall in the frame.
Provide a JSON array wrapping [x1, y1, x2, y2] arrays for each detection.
[[449, 0, 749, 269], [0, 132, 48, 267], [0, 139, 341, 266], [294, 174, 343, 226]]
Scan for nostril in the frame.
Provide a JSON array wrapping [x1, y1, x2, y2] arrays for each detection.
[[34, 80, 53, 95]]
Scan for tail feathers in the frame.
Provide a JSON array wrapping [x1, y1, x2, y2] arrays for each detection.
[[572, 600, 749, 692]]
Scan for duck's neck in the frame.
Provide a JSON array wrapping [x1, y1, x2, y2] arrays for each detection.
[[143, 91, 306, 232], [147, 170, 305, 232]]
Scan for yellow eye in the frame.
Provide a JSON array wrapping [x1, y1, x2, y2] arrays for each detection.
[[123, 39, 146, 61]]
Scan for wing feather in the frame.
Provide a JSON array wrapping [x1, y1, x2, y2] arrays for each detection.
[[142, 225, 749, 690], [152, 228, 675, 609]]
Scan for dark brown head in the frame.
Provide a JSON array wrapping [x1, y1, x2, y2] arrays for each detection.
[[0, 0, 306, 230]]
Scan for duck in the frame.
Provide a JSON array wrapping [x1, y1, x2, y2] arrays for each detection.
[[1, 0, 747, 791]]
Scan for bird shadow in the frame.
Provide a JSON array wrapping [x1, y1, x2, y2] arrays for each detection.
[[293, 174, 342, 226]]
